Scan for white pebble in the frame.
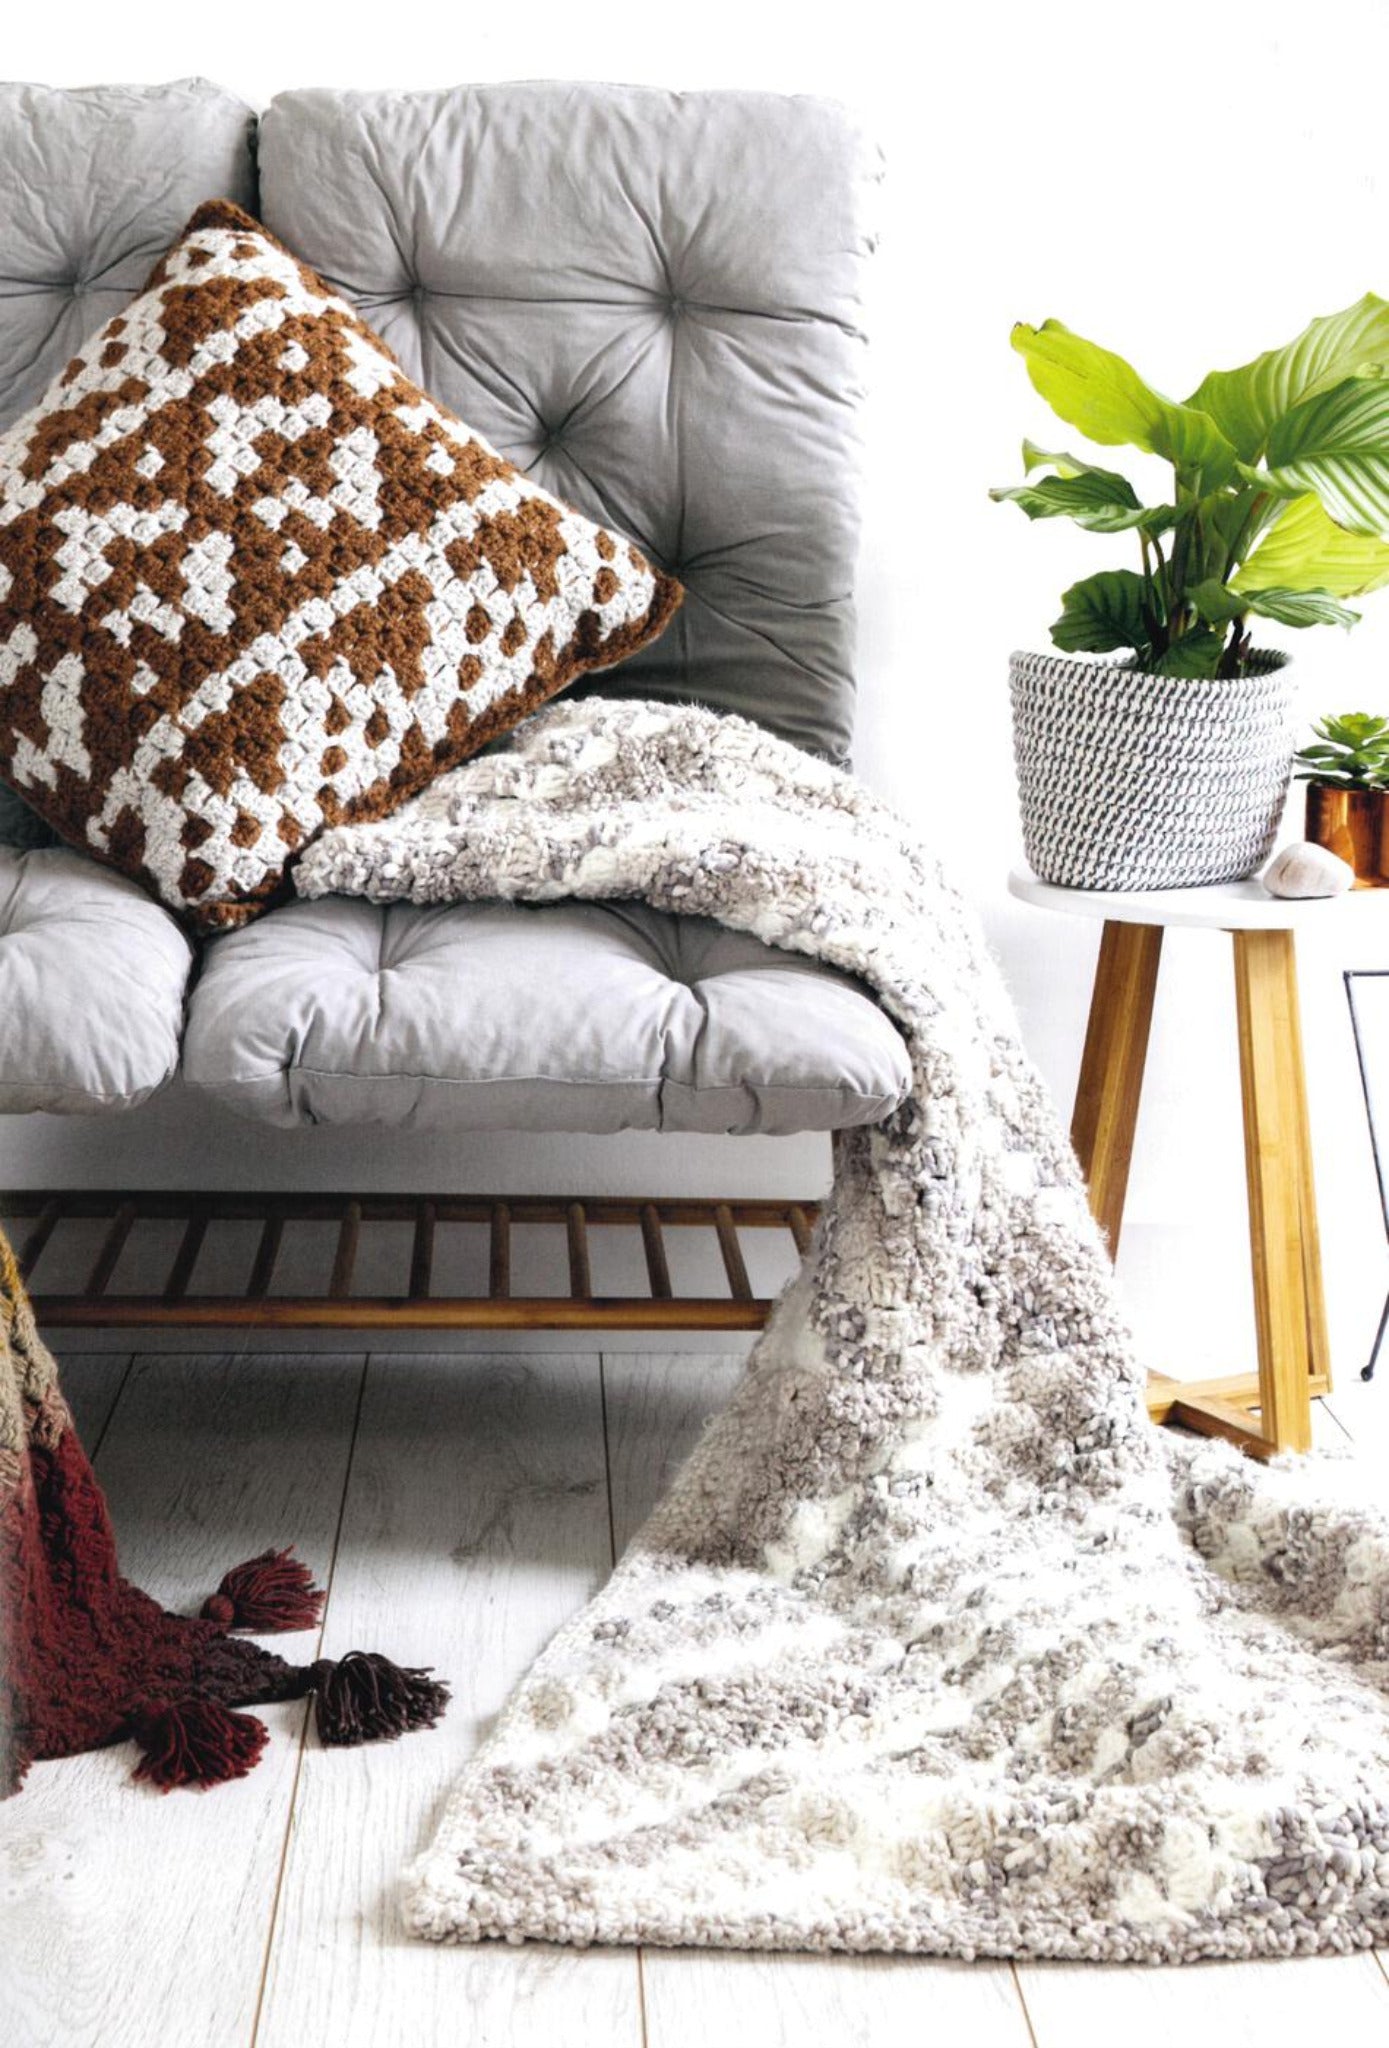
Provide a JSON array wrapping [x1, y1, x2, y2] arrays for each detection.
[[1262, 840, 1355, 899]]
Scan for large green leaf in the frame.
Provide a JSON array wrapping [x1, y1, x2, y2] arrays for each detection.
[[1150, 629, 1226, 678], [1188, 578, 1245, 626], [1232, 490, 1389, 596], [1050, 569, 1150, 654], [1242, 586, 1360, 628], [1187, 294, 1389, 462], [1257, 374, 1389, 537], [995, 444, 1177, 533], [989, 471, 1171, 533], [1012, 321, 1238, 485], [1022, 441, 1127, 480], [1188, 575, 1358, 628], [1187, 486, 1278, 586]]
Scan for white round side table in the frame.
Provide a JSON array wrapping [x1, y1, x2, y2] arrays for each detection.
[[1007, 865, 1376, 1458]]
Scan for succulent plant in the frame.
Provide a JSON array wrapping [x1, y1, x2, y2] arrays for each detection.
[[1294, 713, 1389, 789]]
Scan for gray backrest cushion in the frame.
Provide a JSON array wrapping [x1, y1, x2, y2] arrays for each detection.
[[0, 78, 258, 430], [258, 84, 879, 760], [0, 78, 257, 847]]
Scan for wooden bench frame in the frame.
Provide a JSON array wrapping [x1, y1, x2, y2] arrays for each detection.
[[12, 922, 1323, 1461]]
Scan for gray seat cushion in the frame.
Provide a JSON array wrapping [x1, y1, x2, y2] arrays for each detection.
[[182, 897, 910, 1134], [257, 84, 880, 762], [0, 850, 191, 1113]]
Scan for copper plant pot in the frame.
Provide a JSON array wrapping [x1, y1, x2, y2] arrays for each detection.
[[1305, 784, 1389, 887]]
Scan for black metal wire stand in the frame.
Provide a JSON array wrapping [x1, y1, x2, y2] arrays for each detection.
[[1343, 969, 1389, 1380]]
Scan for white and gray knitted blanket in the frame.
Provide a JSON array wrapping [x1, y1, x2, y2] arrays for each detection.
[[298, 696, 1389, 1963]]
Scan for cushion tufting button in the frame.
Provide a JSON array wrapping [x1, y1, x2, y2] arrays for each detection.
[[70, 280, 86, 298]]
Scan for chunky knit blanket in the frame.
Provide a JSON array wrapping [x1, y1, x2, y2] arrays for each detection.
[[18, 687, 1387, 1961], [298, 695, 1389, 1960]]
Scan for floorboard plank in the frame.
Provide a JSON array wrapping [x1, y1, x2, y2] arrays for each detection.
[[254, 1351, 644, 2048], [51, 1351, 133, 1450], [602, 1352, 1036, 2048], [641, 1946, 1035, 2048], [1016, 1950, 1389, 2047], [0, 1352, 365, 2048], [603, 1350, 744, 1557], [1323, 1368, 1389, 1455]]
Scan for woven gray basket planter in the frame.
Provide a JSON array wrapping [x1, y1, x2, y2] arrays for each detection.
[[1009, 649, 1295, 891]]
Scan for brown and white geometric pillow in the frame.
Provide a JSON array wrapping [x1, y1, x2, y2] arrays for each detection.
[[0, 200, 682, 930]]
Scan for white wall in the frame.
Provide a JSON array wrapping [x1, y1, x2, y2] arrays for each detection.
[[6, 1, 1389, 1375]]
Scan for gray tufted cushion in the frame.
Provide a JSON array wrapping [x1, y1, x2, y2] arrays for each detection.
[[257, 84, 879, 762], [181, 897, 911, 1134], [0, 849, 192, 1112], [0, 78, 257, 432]]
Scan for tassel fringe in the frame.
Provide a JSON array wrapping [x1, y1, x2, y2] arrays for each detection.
[[309, 1652, 451, 1747], [125, 1623, 447, 1789], [199, 1547, 325, 1632], [131, 1699, 269, 1791]]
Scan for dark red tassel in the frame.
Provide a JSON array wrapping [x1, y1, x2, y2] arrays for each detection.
[[199, 1547, 325, 1632], [130, 1699, 269, 1791], [309, 1652, 450, 1747]]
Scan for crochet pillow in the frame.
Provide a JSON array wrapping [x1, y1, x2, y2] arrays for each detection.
[[0, 201, 682, 929]]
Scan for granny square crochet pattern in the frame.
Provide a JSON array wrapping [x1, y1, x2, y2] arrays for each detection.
[[0, 200, 682, 929]]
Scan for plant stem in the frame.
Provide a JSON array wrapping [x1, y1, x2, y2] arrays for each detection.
[[1218, 617, 1248, 678], [1140, 526, 1168, 654], [1139, 530, 1157, 628], [1167, 503, 1193, 653], [1224, 491, 1271, 582], [1149, 527, 1167, 605]]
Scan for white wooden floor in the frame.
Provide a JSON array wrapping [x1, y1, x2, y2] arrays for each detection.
[[5, 1347, 1389, 2048]]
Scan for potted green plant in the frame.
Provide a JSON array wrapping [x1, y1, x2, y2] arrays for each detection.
[[994, 297, 1389, 889], [1296, 712, 1389, 886]]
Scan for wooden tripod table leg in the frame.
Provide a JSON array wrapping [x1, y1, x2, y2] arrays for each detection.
[[1064, 913, 1327, 1457], [1071, 921, 1164, 1252], [1228, 928, 1324, 1454]]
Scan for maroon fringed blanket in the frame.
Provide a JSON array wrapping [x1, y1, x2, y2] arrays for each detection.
[[0, 1233, 447, 1793]]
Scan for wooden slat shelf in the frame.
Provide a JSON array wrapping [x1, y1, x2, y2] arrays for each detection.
[[0, 1189, 821, 1332]]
